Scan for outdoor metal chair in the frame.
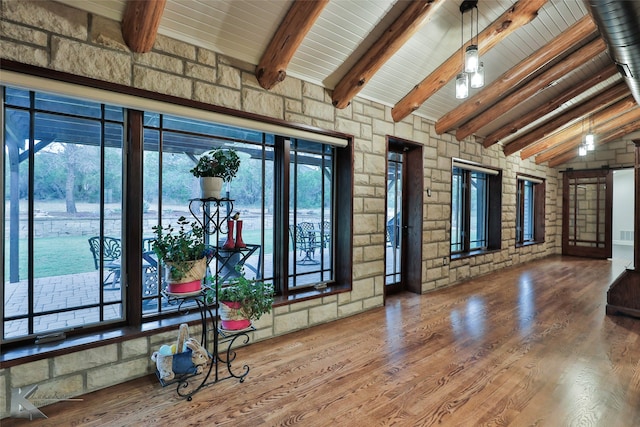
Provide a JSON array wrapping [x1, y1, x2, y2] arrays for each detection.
[[289, 223, 321, 265], [88, 236, 122, 289], [317, 221, 331, 249]]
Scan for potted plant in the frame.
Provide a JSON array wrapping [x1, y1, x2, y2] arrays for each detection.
[[152, 216, 214, 294], [190, 149, 241, 199], [205, 267, 274, 330]]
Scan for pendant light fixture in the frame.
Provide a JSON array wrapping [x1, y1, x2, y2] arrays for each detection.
[[456, 1, 482, 99], [585, 115, 595, 151]]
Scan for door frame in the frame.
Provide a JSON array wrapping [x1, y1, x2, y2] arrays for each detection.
[[385, 137, 423, 297]]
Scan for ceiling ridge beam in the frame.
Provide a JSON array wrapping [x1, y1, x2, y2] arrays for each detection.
[[523, 95, 637, 159], [503, 81, 629, 157], [547, 118, 640, 167], [121, 0, 167, 53], [533, 102, 640, 163], [455, 37, 606, 141], [391, 0, 547, 123], [436, 14, 597, 136], [256, 0, 329, 90], [483, 64, 617, 148], [331, 0, 445, 109]]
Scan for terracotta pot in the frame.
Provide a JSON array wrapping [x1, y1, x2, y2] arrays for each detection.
[[200, 176, 223, 199], [219, 301, 251, 330]]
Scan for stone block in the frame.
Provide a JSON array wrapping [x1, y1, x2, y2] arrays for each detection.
[[52, 37, 131, 85], [372, 118, 394, 136], [197, 47, 217, 67], [194, 81, 241, 109], [353, 213, 377, 235], [363, 245, 384, 262], [121, 337, 149, 359], [303, 98, 334, 122], [91, 15, 127, 51], [133, 65, 191, 98], [0, 40, 48, 67], [274, 310, 308, 335], [302, 81, 325, 101], [1, 21, 48, 46], [335, 117, 361, 136], [363, 198, 384, 214], [338, 301, 363, 317], [242, 88, 283, 119], [363, 153, 385, 174], [218, 64, 242, 89], [3, 0, 87, 40], [87, 358, 150, 390], [363, 295, 384, 309], [271, 77, 302, 100], [286, 98, 302, 114], [185, 62, 216, 83], [135, 51, 183, 74], [10, 359, 49, 388], [153, 34, 196, 60], [54, 345, 118, 376], [309, 302, 337, 325], [0, 372, 6, 418]]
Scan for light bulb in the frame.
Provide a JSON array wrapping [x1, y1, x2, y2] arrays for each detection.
[[465, 45, 479, 73], [456, 72, 469, 99], [585, 133, 595, 150], [470, 62, 484, 88], [578, 144, 587, 156]]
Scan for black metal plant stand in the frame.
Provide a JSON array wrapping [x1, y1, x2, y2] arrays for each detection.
[[157, 198, 253, 400]]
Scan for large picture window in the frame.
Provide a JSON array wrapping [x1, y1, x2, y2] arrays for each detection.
[[2, 81, 350, 346], [516, 175, 545, 246], [450, 160, 502, 257]]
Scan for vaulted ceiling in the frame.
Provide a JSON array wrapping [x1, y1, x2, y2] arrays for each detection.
[[56, 0, 640, 167]]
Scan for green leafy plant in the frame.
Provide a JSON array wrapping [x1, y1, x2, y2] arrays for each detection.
[[190, 149, 240, 182], [205, 267, 274, 321], [151, 216, 209, 281]]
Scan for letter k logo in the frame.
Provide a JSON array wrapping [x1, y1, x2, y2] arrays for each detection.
[[10, 385, 47, 419]]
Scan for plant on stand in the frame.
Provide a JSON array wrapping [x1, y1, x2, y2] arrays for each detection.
[[152, 216, 214, 294], [190, 148, 241, 199], [205, 267, 274, 330]]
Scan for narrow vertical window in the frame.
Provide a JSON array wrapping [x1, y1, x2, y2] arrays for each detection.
[[516, 175, 545, 246]]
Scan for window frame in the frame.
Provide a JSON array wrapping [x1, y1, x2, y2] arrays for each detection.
[[1, 62, 353, 349], [516, 174, 545, 247], [450, 159, 502, 258]]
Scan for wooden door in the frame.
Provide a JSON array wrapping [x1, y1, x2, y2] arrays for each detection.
[[562, 169, 613, 258]]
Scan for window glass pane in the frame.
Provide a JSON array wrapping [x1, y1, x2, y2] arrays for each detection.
[[523, 181, 534, 241], [5, 87, 29, 107], [3, 89, 124, 342], [288, 139, 334, 289], [451, 167, 463, 253], [469, 172, 487, 250]]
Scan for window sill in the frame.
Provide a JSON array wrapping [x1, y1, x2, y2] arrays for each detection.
[[450, 248, 501, 261], [273, 283, 351, 307], [516, 240, 544, 248], [0, 312, 202, 368]]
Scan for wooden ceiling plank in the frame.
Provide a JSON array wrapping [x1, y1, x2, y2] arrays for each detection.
[[456, 37, 606, 141], [521, 95, 637, 160], [436, 15, 596, 136], [332, 0, 445, 109], [391, 0, 548, 123], [121, 0, 167, 53], [547, 149, 583, 168], [534, 104, 640, 163], [256, 0, 330, 90], [483, 64, 617, 148], [502, 81, 629, 156]]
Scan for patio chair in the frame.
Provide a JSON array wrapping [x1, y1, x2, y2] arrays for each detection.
[[88, 236, 122, 289], [289, 223, 321, 265], [142, 251, 160, 299], [317, 221, 331, 249]]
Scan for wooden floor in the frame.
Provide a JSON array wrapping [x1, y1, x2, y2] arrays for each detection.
[[6, 256, 640, 426]]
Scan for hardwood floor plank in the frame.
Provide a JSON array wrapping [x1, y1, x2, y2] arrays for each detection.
[[3, 256, 639, 426]]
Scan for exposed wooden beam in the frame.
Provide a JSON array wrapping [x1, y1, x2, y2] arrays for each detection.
[[121, 0, 166, 53], [391, 0, 547, 123], [332, 0, 444, 109], [436, 15, 596, 136], [502, 81, 629, 157], [547, 119, 640, 167], [521, 96, 637, 160], [256, 0, 329, 90], [534, 104, 640, 164], [456, 37, 606, 141], [483, 64, 617, 148]]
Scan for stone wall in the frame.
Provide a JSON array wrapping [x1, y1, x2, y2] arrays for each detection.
[[1, 0, 623, 418]]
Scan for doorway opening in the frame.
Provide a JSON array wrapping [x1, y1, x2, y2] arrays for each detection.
[[385, 137, 423, 297]]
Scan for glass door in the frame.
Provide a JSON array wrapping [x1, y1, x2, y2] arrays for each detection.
[[385, 151, 403, 291], [562, 169, 613, 258]]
